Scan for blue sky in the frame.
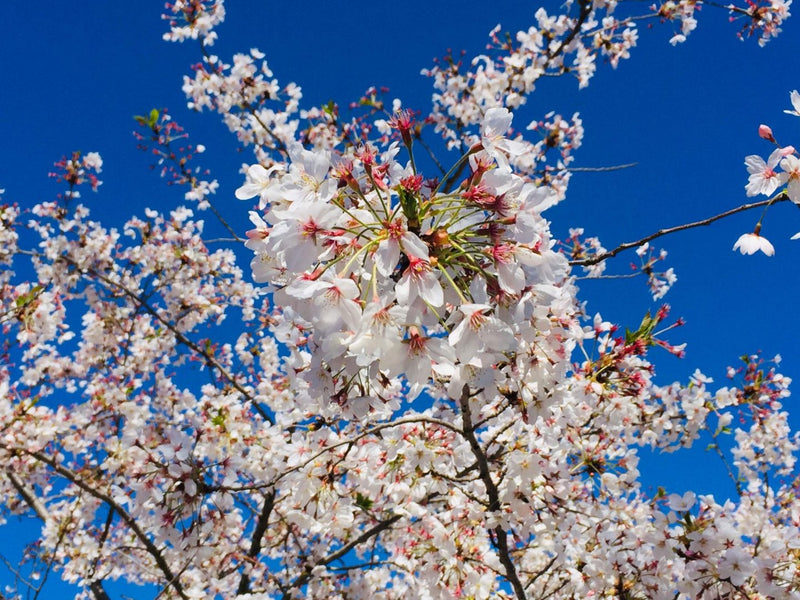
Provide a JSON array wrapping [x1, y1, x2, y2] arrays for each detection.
[[2, 1, 800, 597]]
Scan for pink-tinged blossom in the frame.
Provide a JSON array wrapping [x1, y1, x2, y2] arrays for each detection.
[[666, 490, 696, 511], [162, 0, 225, 45], [284, 272, 362, 335], [395, 255, 443, 307], [448, 304, 516, 362], [83, 152, 103, 172], [744, 148, 787, 197], [250, 249, 285, 284], [717, 547, 756, 587], [264, 201, 341, 273], [480, 107, 526, 171], [347, 300, 408, 367], [244, 210, 269, 252], [779, 154, 800, 203], [373, 220, 429, 277], [784, 89, 800, 116], [282, 142, 337, 203], [488, 243, 526, 294], [235, 163, 283, 206], [733, 232, 775, 256], [380, 327, 456, 398]]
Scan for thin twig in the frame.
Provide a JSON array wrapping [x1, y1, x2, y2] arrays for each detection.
[[547, 0, 593, 60], [269, 415, 460, 488], [5, 471, 112, 600], [566, 162, 638, 172], [570, 193, 791, 267], [573, 272, 640, 281], [205, 237, 242, 244]]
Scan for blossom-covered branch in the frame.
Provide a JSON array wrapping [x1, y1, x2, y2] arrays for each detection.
[[0, 0, 798, 598]]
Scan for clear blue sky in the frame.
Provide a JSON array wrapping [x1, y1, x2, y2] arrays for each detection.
[[2, 2, 800, 597]]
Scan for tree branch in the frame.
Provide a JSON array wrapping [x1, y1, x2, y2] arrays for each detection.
[[570, 193, 791, 267], [565, 162, 638, 172], [5, 447, 189, 600], [548, 0, 593, 61], [6, 471, 48, 521], [283, 514, 402, 598], [88, 581, 112, 600], [236, 491, 275, 595], [269, 415, 461, 488], [458, 385, 527, 600], [23, 249, 275, 425], [5, 471, 113, 600]]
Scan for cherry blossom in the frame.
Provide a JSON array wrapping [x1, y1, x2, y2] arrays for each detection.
[[785, 89, 800, 116], [745, 148, 787, 197], [780, 153, 800, 203], [733, 231, 775, 255], [479, 107, 526, 171]]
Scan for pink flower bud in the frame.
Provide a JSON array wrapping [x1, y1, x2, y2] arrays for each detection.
[[780, 145, 796, 157], [759, 124, 775, 141]]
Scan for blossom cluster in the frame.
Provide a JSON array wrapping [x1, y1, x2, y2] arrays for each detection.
[[735, 90, 800, 255], [48, 151, 103, 201], [162, 0, 225, 46], [237, 107, 575, 420]]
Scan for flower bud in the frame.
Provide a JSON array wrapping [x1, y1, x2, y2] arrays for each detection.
[[758, 124, 775, 142]]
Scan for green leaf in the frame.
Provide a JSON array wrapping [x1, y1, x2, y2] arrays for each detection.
[[355, 492, 373, 510], [15, 284, 43, 308], [398, 188, 419, 230], [625, 310, 658, 345], [322, 101, 336, 117]]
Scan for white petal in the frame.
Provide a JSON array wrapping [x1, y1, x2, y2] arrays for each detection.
[[374, 240, 401, 277], [482, 107, 513, 137], [400, 232, 430, 259], [418, 273, 444, 307]]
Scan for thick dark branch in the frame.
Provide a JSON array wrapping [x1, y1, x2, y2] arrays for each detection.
[[458, 386, 527, 600], [570, 194, 790, 267], [88, 581, 112, 600], [236, 491, 275, 595], [283, 514, 402, 598]]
